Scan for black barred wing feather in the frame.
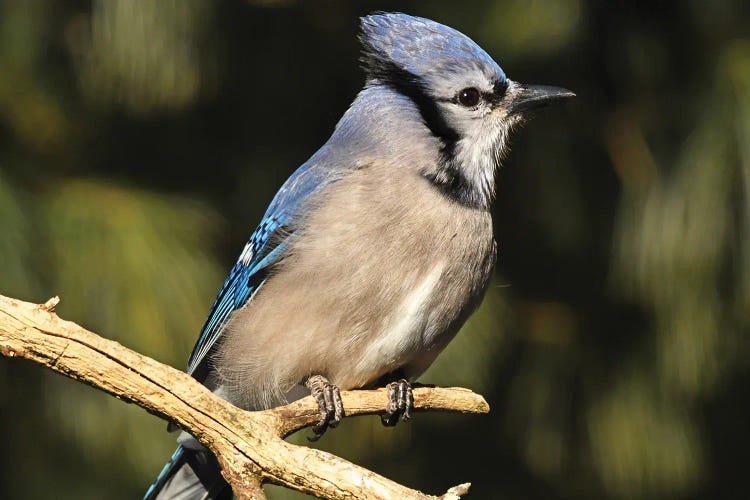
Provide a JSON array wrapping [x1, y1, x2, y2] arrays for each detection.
[[184, 160, 342, 383]]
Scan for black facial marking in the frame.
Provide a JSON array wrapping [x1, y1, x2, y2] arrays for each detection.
[[422, 163, 484, 209], [359, 38, 489, 209], [360, 41, 459, 160], [487, 79, 509, 107]]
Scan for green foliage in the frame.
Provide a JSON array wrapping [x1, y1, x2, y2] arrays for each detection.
[[76, 0, 218, 115], [0, 172, 35, 298]]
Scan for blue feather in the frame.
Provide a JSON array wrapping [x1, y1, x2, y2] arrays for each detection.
[[186, 213, 287, 379], [185, 159, 342, 381], [143, 445, 187, 500]]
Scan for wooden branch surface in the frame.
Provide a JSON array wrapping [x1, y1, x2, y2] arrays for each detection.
[[0, 294, 488, 499]]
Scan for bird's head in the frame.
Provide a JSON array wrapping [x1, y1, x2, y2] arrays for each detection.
[[358, 13, 574, 208]]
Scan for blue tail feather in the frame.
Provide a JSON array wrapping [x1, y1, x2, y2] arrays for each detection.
[[144, 446, 187, 500]]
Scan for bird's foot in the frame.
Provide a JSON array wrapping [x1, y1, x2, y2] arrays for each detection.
[[304, 374, 344, 441], [381, 378, 413, 427]]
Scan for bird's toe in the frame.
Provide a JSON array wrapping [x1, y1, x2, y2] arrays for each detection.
[[305, 375, 345, 440], [382, 379, 413, 426]]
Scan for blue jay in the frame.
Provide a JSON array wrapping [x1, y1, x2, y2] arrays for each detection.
[[145, 12, 573, 500]]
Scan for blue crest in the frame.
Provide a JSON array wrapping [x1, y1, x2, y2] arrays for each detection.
[[359, 13, 506, 84]]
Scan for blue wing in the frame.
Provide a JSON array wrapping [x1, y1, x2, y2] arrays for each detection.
[[185, 160, 338, 382], [185, 213, 285, 380]]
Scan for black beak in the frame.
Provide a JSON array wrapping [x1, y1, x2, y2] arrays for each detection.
[[507, 84, 575, 115]]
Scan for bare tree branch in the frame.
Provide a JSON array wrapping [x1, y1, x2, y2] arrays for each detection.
[[0, 294, 489, 499]]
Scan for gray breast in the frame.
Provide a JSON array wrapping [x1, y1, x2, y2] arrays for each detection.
[[214, 162, 495, 410]]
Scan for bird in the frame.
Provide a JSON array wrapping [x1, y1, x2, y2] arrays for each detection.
[[145, 12, 574, 500]]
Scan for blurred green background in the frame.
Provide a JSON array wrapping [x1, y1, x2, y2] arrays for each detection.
[[1, 1, 749, 499]]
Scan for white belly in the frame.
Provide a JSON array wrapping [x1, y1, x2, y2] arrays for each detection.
[[347, 261, 445, 385]]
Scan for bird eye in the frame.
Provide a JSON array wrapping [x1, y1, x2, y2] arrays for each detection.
[[457, 87, 481, 107]]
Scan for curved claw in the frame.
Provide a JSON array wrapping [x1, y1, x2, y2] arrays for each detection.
[[305, 375, 345, 441], [381, 379, 413, 427]]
